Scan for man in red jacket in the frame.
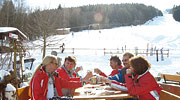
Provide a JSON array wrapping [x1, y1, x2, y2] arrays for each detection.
[[30, 55, 83, 100], [57, 56, 92, 96], [94, 55, 122, 77]]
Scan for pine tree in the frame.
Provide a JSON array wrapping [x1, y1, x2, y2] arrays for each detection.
[[173, 5, 180, 22]]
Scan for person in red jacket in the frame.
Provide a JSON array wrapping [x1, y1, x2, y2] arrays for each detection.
[[99, 56, 162, 100], [57, 56, 92, 96], [94, 55, 122, 77], [30, 55, 83, 100], [125, 56, 162, 100]]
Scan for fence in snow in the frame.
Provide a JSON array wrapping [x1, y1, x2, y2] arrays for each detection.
[[46, 47, 169, 62]]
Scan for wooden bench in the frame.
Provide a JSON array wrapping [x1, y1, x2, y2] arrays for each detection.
[[161, 74, 180, 85], [159, 83, 180, 96], [17, 86, 30, 100], [159, 90, 180, 100]]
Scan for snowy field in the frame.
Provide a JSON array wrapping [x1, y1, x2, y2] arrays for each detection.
[[29, 12, 180, 78]]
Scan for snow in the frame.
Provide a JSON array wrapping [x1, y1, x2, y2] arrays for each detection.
[[56, 28, 71, 30], [29, 13, 180, 78], [20, 82, 29, 88], [0, 27, 18, 33], [0, 70, 10, 81], [5, 84, 16, 92], [5, 84, 16, 100], [1, 13, 180, 91], [0, 27, 28, 40]]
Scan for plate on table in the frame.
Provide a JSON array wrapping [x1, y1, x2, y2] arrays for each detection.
[[84, 89, 92, 93], [84, 84, 101, 89], [100, 90, 121, 96], [104, 85, 113, 90], [100, 90, 115, 95]]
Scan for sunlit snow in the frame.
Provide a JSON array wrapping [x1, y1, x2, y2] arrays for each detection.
[[29, 13, 180, 77]]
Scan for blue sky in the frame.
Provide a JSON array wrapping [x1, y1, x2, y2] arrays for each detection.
[[26, 0, 180, 11]]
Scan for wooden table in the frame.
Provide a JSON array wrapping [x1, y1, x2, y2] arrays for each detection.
[[73, 84, 136, 100]]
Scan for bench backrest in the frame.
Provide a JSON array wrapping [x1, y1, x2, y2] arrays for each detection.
[[161, 74, 180, 84], [159, 90, 180, 100]]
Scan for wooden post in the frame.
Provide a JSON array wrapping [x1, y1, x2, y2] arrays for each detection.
[[13, 40, 19, 100], [20, 56, 24, 82], [154, 46, 156, 56], [135, 47, 138, 56], [2, 88, 5, 100], [160, 48, 164, 61], [156, 49, 159, 62], [146, 43, 149, 56], [150, 47, 153, 56], [125, 45, 126, 51], [104, 48, 105, 55], [167, 49, 169, 58], [122, 47, 124, 53]]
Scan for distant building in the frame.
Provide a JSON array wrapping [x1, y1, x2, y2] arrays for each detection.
[[88, 24, 100, 30], [56, 28, 70, 35]]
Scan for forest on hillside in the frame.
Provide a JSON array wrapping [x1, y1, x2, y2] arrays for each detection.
[[0, 0, 163, 40]]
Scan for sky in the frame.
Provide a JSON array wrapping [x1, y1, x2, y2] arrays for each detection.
[[26, 0, 180, 11]]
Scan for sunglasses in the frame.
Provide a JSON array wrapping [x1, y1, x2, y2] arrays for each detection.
[[51, 62, 58, 66], [122, 59, 128, 62]]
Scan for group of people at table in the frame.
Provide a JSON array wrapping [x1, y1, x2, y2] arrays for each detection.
[[30, 51, 162, 100]]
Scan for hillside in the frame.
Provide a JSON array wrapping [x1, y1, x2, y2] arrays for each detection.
[[29, 13, 180, 77]]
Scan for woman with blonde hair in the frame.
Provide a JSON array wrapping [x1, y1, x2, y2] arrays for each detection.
[[30, 55, 83, 100]]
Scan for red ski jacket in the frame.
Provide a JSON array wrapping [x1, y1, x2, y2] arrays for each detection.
[[30, 66, 82, 100], [57, 67, 80, 81], [125, 70, 162, 100], [99, 65, 123, 77]]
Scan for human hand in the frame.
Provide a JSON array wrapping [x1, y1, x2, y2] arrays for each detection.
[[94, 68, 102, 74], [82, 71, 93, 82], [101, 77, 112, 83], [126, 69, 132, 74], [75, 66, 82, 73], [87, 70, 93, 78], [70, 89, 75, 96]]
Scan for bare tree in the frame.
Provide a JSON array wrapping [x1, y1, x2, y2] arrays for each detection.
[[27, 9, 60, 58]]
